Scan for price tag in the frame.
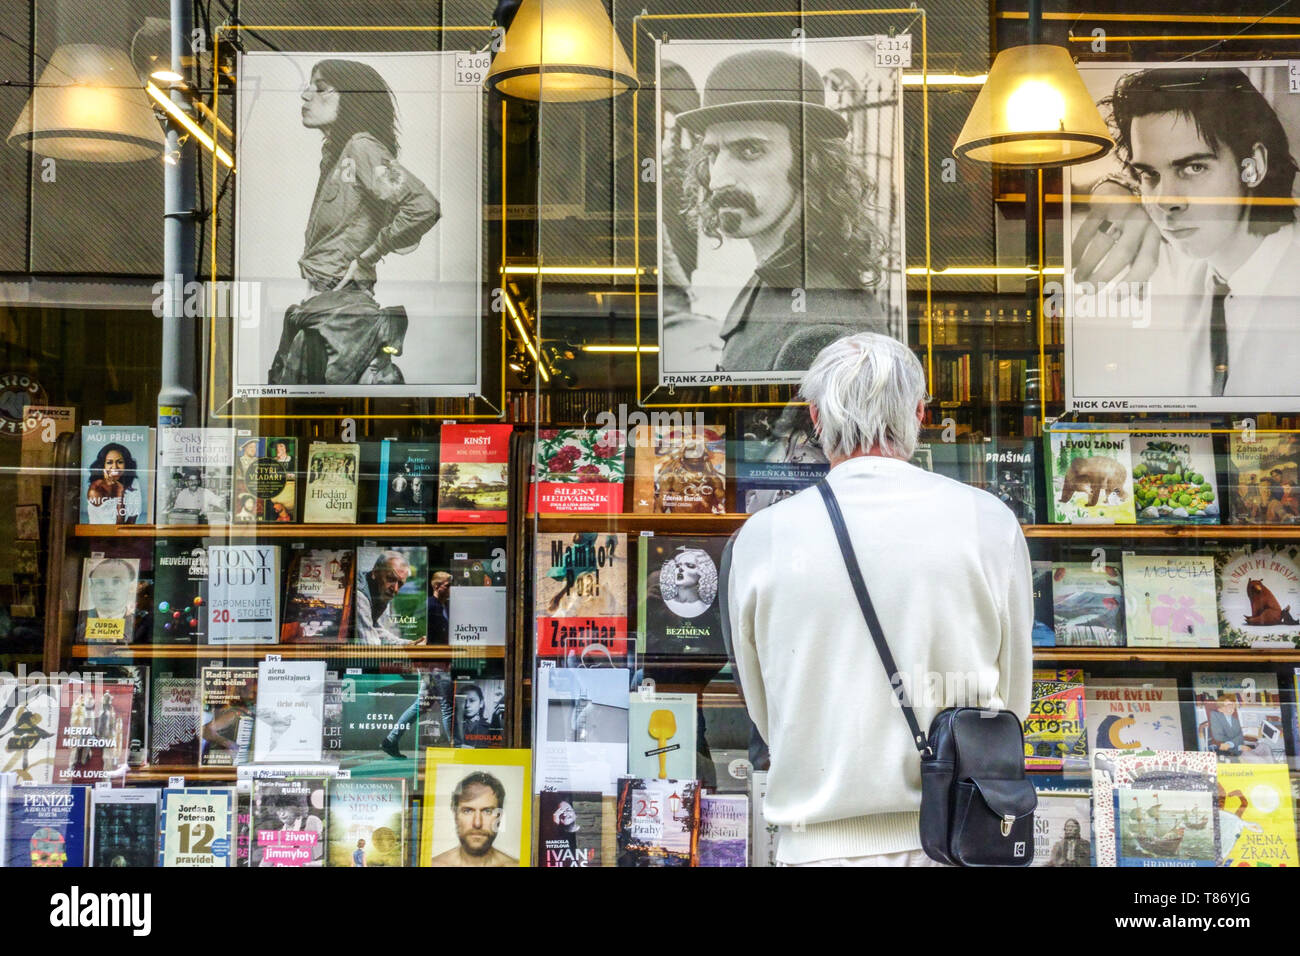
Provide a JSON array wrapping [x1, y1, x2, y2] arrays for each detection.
[[876, 34, 912, 69], [1291, 61, 1300, 93], [336, 769, 351, 779], [453, 552, 468, 560], [455, 52, 490, 87], [168, 775, 185, 789], [95, 779, 112, 790], [640, 530, 654, 537], [345, 667, 362, 675], [265, 654, 282, 662], [89, 419, 102, 426]]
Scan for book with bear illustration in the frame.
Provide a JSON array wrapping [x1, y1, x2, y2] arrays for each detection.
[[1215, 546, 1300, 648], [1129, 428, 1220, 524], [1045, 422, 1136, 524]]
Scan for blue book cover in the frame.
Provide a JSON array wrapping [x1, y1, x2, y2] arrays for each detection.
[[735, 408, 827, 514], [4, 785, 88, 867], [377, 441, 438, 524]]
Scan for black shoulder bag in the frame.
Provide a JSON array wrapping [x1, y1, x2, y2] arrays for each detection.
[[817, 480, 1037, 867]]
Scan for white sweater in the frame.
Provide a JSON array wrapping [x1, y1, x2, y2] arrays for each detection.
[[724, 455, 1033, 864]]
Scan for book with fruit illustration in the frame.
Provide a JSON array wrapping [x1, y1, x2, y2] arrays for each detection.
[[1130, 429, 1219, 524]]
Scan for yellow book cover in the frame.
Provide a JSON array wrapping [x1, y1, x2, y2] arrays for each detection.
[[419, 748, 532, 867], [1217, 763, 1299, 867]]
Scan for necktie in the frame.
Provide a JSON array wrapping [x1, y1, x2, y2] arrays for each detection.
[[1210, 277, 1230, 397]]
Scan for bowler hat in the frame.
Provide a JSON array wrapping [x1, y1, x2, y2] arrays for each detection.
[[672, 49, 848, 140]]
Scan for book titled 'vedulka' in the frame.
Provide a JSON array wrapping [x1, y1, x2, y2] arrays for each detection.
[[534, 532, 628, 666], [207, 546, 280, 644]]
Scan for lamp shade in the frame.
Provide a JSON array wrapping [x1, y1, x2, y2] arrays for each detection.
[[486, 0, 638, 102], [7, 43, 165, 163], [954, 45, 1112, 168]]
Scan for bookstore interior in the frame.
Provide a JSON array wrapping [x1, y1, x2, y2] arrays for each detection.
[[0, 0, 1297, 870]]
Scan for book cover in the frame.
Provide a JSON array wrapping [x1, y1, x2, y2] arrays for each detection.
[[454, 675, 505, 749], [207, 545, 280, 644], [735, 408, 827, 514], [3, 785, 88, 867], [375, 440, 438, 523], [18, 404, 75, 508], [538, 791, 603, 867], [199, 666, 257, 767], [159, 788, 233, 867], [80, 425, 153, 525], [1216, 763, 1300, 866], [1215, 546, 1300, 648], [251, 776, 328, 867], [233, 436, 297, 523], [322, 674, 344, 760], [437, 424, 512, 522], [1190, 672, 1285, 763], [254, 660, 325, 764], [0, 680, 58, 784], [281, 547, 354, 643], [1046, 423, 1136, 524], [631, 424, 727, 514], [1050, 562, 1124, 647], [53, 680, 133, 783], [616, 777, 699, 867], [1084, 678, 1185, 758], [628, 692, 697, 780], [1130, 429, 1220, 524], [1226, 430, 1300, 524], [80, 666, 149, 767], [1030, 560, 1055, 647], [750, 770, 778, 867], [90, 788, 159, 867], [352, 546, 428, 645], [420, 749, 531, 866], [531, 427, 626, 515], [535, 532, 628, 666], [534, 667, 630, 794], [1031, 790, 1092, 867], [638, 535, 727, 659], [303, 443, 360, 524], [698, 793, 749, 867], [149, 670, 200, 765], [151, 541, 208, 644], [981, 439, 1037, 524], [1024, 669, 1088, 771], [339, 674, 418, 780], [75, 555, 141, 645], [1121, 554, 1218, 648], [415, 664, 454, 752], [1115, 786, 1217, 867], [326, 777, 407, 867], [156, 427, 235, 524], [447, 550, 507, 648], [235, 790, 251, 867]]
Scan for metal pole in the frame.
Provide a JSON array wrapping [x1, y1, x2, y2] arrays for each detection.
[[1022, 0, 1043, 437], [158, 0, 198, 429]]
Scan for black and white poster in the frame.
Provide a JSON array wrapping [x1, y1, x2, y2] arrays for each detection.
[[1065, 61, 1300, 412], [234, 51, 483, 398], [656, 35, 906, 386]]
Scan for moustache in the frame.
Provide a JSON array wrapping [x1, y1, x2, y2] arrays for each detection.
[[706, 188, 758, 217]]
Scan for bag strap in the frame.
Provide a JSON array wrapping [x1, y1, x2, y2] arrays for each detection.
[[817, 479, 931, 755]]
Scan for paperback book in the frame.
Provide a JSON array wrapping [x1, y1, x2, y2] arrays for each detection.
[[1050, 562, 1124, 647], [447, 549, 506, 648], [1130, 429, 1220, 524], [233, 436, 297, 523], [1190, 672, 1286, 763], [253, 660, 326, 764], [1120, 554, 1218, 648], [53, 680, 134, 783], [3, 785, 87, 867], [1084, 678, 1185, 758], [981, 439, 1037, 524], [353, 546, 428, 645], [198, 666, 257, 767], [438, 424, 512, 522], [534, 532, 628, 666], [80, 425, 154, 525], [1046, 422, 1136, 524], [1115, 786, 1218, 867], [628, 692, 697, 780], [1216, 763, 1300, 866], [151, 541, 208, 643], [0, 679, 58, 784], [1023, 669, 1087, 771], [75, 555, 141, 645], [698, 793, 749, 867], [414, 664, 454, 751], [251, 776, 328, 866], [303, 443, 360, 523], [454, 674, 505, 748], [90, 788, 159, 867], [631, 424, 727, 514], [538, 791, 603, 867], [281, 547, 354, 643], [339, 674, 418, 780], [616, 777, 699, 867], [149, 670, 200, 765], [159, 788, 233, 867], [371, 440, 438, 523], [532, 427, 626, 515], [1031, 790, 1092, 867], [534, 667, 630, 794], [1226, 429, 1300, 524], [156, 427, 234, 524], [326, 777, 407, 867], [1031, 561, 1055, 647], [207, 545, 280, 644], [1215, 546, 1300, 648], [638, 535, 728, 658], [735, 408, 827, 514]]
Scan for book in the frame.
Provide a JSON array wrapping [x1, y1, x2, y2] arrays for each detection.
[[415, 664, 454, 752], [534, 532, 628, 666], [0, 680, 58, 784], [151, 540, 209, 644], [1030, 561, 1055, 647], [159, 788, 233, 867], [251, 776, 328, 866], [1216, 763, 1300, 866], [235, 790, 251, 867], [326, 777, 407, 867], [631, 424, 727, 514], [80, 425, 154, 525], [981, 439, 1037, 523], [447, 550, 506, 648], [1115, 786, 1218, 867], [534, 667, 630, 794], [53, 680, 134, 783], [253, 660, 326, 764], [454, 674, 505, 748], [1046, 422, 1136, 524], [3, 785, 88, 867], [628, 692, 697, 780], [1130, 429, 1220, 523], [638, 535, 727, 659], [1215, 546, 1300, 648], [149, 670, 200, 765], [698, 793, 749, 867], [750, 771, 778, 867], [437, 424, 512, 522], [90, 788, 159, 867], [532, 427, 626, 515], [616, 777, 699, 866], [1120, 554, 1218, 648], [1031, 790, 1092, 867], [538, 791, 604, 867], [155, 427, 235, 524], [1050, 562, 1124, 647], [207, 545, 280, 644], [352, 546, 428, 645], [81, 666, 149, 767], [373, 440, 438, 523], [199, 666, 257, 767], [1226, 429, 1300, 524], [322, 674, 344, 760], [232, 435, 297, 523], [281, 548, 354, 643], [1191, 672, 1286, 763], [1099, 750, 1220, 868], [1023, 669, 1087, 771], [75, 555, 141, 645], [735, 408, 827, 514], [339, 674, 418, 780], [1084, 678, 1185, 758], [303, 443, 360, 523]]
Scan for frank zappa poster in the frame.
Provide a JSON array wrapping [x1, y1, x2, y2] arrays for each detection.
[[234, 51, 483, 398], [1065, 61, 1300, 413], [656, 35, 906, 386]]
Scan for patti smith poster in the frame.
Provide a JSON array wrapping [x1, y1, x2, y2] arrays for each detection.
[[234, 51, 483, 398], [656, 35, 906, 386]]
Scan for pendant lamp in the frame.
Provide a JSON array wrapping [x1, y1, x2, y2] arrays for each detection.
[[953, 45, 1112, 168], [7, 43, 165, 163], [485, 0, 638, 102]]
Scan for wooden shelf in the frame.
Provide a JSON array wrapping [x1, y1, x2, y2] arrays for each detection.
[[69, 643, 504, 660], [1022, 525, 1300, 540], [1034, 647, 1300, 663], [533, 514, 749, 534], [124, 766, 236, 783], [74, 523, 507, 539]]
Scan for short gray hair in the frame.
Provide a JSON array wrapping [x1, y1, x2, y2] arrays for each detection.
[[799, 332, 927, 461]]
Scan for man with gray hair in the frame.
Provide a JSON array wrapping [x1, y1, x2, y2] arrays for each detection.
[[354, 549, 418, 646], [722, 331, 1032, 866]]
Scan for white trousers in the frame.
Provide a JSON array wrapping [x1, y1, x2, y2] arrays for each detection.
[[780, 848, 948, 867]]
